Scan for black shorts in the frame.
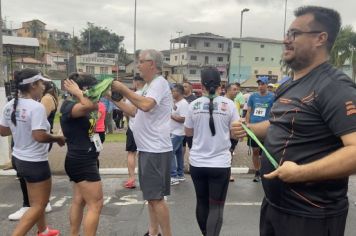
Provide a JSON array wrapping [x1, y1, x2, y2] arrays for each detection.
[[126, 127, 137, 152], [12, 156, 51, 183], [260, 198, 347, 236], [65, 151, 101, 183], [183, 136, 193, 149]]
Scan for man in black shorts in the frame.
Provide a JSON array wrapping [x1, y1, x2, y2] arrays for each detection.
[[123, 75, 145, 189], [232, 6, 356, 236]]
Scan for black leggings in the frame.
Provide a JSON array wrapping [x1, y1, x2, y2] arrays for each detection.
[[190, 165, 230, 236]]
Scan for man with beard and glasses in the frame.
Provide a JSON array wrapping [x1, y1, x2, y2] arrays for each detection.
[[231, 6, 356, 236]]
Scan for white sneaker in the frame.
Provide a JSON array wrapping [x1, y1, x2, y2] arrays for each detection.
[[170, 178, 180, 186], [45, 202, 52, 213], [8, 207, 29, 221], [177, 176, 186, 182]]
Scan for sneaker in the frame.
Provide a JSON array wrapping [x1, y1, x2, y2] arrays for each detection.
[[45, 202, 52, 213], [144, 231, 162, 236], [124, 179, 136, 189], [177, 176, 186, 182], [253, 175, 260, 182], [170, 177, 180, 186], [8, 207, 29, 221], [37, 226, 60, 236]]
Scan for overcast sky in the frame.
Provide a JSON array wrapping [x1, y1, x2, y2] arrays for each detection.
[[2, 0, 356, 53]]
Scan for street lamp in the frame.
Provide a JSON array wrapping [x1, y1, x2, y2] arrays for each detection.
[[237, 8, 249, 84]]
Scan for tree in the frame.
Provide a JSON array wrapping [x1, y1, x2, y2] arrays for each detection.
[[29, 20, 44, 38], [330, 25, 356, 80], [81, 23, 124, 53]]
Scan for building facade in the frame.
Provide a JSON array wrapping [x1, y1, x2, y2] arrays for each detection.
[[69, 52, 118, 77], [229, 37, 283, 84], [16, 20, 48, 51], [170, 33, 230, 82], [47, 29, 71, 41]]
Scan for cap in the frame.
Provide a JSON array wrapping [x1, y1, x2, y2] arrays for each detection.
[[268, 83, 274, 87], [19, 74, 51, 85], [257, 76, 269, 84]]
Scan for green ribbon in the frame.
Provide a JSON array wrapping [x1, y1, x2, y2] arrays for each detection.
[[241, 123, 279, 169], [83, 78, 114, 102]]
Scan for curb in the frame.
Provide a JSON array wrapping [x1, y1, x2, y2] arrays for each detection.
[[0, 167, 250, 176]]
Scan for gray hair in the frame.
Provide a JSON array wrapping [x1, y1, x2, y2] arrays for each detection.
[[140, 49, 163, 72]]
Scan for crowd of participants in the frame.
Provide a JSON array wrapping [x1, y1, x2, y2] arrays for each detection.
[[1, 5, 356, 236]]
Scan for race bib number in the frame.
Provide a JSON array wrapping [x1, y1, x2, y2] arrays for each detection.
[[90, 133, 103, 152], [254, 107, 266, 117]]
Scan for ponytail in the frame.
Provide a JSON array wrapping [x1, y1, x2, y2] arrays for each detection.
[[11, 73, 20, 126], [208, 86, 216, 136]]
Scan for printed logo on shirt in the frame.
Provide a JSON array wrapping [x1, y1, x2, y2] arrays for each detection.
[[221, 102, 228, 112], [203, 102, 218, 111], [346, 101, 356, 116], [193, 102, 202, 110]]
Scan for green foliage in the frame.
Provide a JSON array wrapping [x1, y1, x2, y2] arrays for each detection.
[[81, 23, 124, 53]]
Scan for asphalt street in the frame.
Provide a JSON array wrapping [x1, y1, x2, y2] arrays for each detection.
[[1, 175, 356, 236]]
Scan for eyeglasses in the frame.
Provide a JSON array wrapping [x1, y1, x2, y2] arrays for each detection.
[[138, 59, 152, 64], [285, 30, 323, 41]]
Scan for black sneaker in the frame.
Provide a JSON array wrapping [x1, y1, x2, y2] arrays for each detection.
[[253, 171, 261, 182], [144, 232, 162, 236], [253, 175, 260, 182]]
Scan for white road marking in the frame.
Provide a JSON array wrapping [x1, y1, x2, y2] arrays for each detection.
[[53, 196, 71, 207]]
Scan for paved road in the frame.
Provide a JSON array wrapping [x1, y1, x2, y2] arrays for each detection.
[[1, 175, 356, 236]]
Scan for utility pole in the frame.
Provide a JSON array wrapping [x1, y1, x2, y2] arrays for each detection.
[[133, 0, 137, 75], [0, 0, 4, 87], [0, 0, 11, 167], [283, 0, 288, 37]]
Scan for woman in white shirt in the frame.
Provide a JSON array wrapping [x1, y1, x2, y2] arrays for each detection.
[[0, 68, 65, 236], [185, 67, 239, 236]]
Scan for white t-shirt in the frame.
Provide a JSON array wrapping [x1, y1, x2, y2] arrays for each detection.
[[170, 98, 189, 136], [0, 98, 50, 162], [132, 76, 173, 152], [243, 93, 251, 110], [185, 96, 240, 168], [126, 90, 143, 130]]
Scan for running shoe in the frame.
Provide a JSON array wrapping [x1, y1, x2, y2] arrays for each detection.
[[124, 179, 136, 189], [37, 226, 60, 236], [8, 207, 29, 221], [170, 178, 180, 185]]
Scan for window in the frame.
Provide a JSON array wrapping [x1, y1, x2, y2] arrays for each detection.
[[205, 56, 209, 64], [217, 57, 224, 62], [261, 57, 265, 62], [100, 67, 108, 74], [175, 56, 178, 61], [271, 58, 274, 61], [233, 43, 240, 48], [190, 69, 197, 75], [204, 42, 210, 47], [86, 66, 95, 74], [190, 55, 197, 60], [182, 55, 185, 60], [218, 43, 224, 49], [260, 44, 265, 48], [268, 71, 272, 75], [255, 57, 259, 61], [254, 70, 258, 74]]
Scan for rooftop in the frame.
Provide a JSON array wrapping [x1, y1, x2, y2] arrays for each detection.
[[2, 36, 40, 47], [171, 32, 229, 43], [232, 36, 283, 44]]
